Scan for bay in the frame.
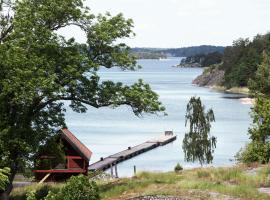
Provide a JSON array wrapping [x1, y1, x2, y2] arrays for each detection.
[[65, 57, 251, 177]]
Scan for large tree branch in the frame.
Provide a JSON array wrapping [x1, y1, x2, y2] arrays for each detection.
[[0, 23, 13, 42]]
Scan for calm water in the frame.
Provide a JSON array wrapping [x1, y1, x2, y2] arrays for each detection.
[[65, 57, 251, 177]]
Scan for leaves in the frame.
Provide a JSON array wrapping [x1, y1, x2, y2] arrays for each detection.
[[44, 175, 100, 200], [237, 51, 270, 164], [0, 0, 165, 194], [222, 33, 270, 88], [249, 51, 270, 97], [182, 97, 216, 166], [0, 167, 10, 191]]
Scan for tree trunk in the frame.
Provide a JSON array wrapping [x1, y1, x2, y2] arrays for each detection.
[[0, 192, 9, 200]]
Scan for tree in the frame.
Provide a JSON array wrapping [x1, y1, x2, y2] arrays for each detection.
[[0, 0, 13, 43], [237, 51, 270, 164], [249, 51, 270, 96], [221, 33, 270, 88], [182, 97, 216, 166], [0, 168, 10, 191], [0, 0, 165, 197], [236, 97, 270, 164], [45, 175, 100, 200]]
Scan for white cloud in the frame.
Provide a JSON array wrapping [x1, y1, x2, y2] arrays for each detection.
[[64, 0, 270, 47]]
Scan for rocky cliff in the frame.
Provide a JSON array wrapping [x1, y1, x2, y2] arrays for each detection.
[[192, 67, 225, 87]]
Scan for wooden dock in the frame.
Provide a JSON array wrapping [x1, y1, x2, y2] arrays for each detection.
[[88, 132, 177, 171]]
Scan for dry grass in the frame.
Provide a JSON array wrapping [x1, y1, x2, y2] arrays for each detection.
[[99, 165, 270, 200]]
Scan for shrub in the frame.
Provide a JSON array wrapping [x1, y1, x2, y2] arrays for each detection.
[[26, 190, 36, 200], [45, 175, 100, 200], [235, 142, 270, 164], [11, 184, 61, 200], [174, 163, 183, 172], [0, 167, 10, 191]]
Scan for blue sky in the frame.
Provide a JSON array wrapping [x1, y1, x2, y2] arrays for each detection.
[[61, 0, 270, 48]]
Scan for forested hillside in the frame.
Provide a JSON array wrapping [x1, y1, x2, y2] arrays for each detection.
[[221, 33, 270, 88], [193, 33, 270, 89]]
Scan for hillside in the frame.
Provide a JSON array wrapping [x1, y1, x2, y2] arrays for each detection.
[[193, 32, 270, 89], [192, 66, 225, 86]]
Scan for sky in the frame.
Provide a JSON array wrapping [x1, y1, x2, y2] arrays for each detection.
[[61, 0, 270, 48]]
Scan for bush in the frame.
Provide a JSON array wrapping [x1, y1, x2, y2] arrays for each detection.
[[45, 175, 100, 200], [0, 167, 10, 191], [235, 142, 270, 164], [174, 163, 183, 172], [26, 190, 36, 200], [11, 184, 61, 200]]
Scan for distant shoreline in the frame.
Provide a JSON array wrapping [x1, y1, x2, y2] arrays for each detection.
[[198, 85, 254, 105], [209, 85, 250, 95]]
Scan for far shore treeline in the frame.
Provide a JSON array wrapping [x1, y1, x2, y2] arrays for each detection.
[[188, 32, 270, 90], [133, 33, 270, 90], [130, 45, 225, 59]]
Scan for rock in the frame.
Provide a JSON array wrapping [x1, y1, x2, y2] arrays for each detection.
[[258, 187, 270, 195], [129, 195, 186, 200], [89, 172, 114, 181], [244, 167, 263, 176], [129, 193, 240, 200], [192, 67, 225, 87], [175, 62, 201, 68]]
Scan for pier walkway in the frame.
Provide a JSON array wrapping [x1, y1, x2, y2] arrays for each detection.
[[88, 131, 177, 171]]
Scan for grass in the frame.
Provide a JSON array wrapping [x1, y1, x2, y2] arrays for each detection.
[[10, 165, 270, 200], [99, 165, 270, 200], [11, 183, 63, 200]]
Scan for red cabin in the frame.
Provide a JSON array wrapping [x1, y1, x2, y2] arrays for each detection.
[[33, 128, 92, 182]]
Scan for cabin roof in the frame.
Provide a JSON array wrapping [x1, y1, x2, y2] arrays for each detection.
[[60, 128, 92, 162]]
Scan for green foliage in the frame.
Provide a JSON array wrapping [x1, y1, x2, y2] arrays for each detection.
[[26, 190, 36, 200], [35, 135, 65, 170], [221, 33, 270, 88], [45, 175, 100, 200], [11, 167, 270, 200], [249, 51, 270, 96], [0, 167, 10, 191], [249, 97, 270, 142], [180, 51, 223, 67], [10, 184, 61, 200], [236, 97, 270, 164], [13, 176, 99, 200], [174, 163, 183, 172], [236, 142, 270, 164], [0, 0, 165, 195], [237, 53, 270, 164], [201, 52, 223, 67], [182, 96, 216, 166]]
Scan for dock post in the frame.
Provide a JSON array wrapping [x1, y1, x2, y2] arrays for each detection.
[[134, 165, 136, 176], [110, 164, 113, 177], [115, 164, 118, 178]]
